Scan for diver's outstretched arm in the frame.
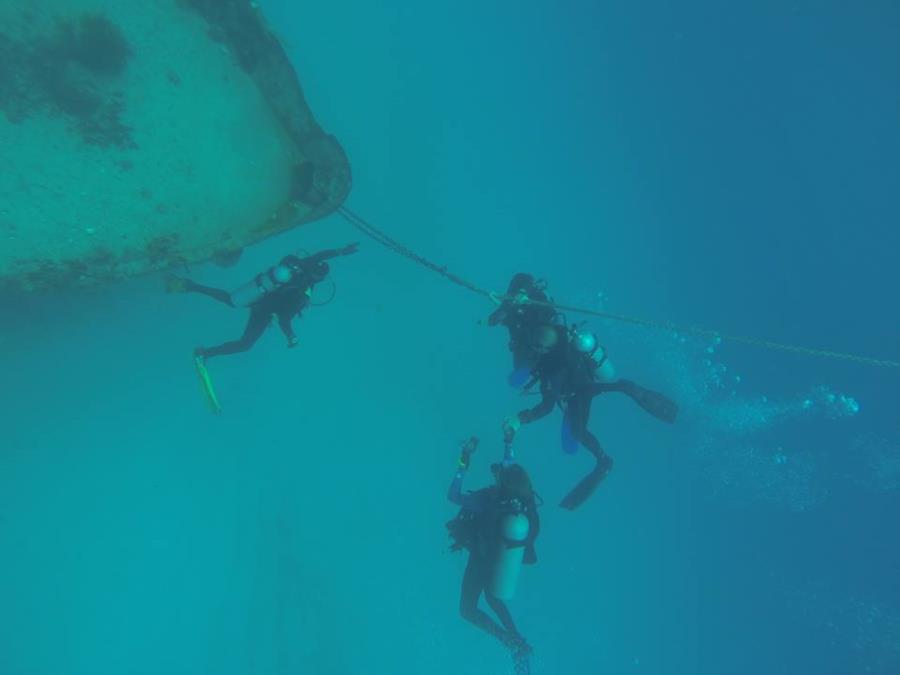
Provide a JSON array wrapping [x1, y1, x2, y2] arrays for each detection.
[[303, 242, 359, 265], [487, 301, 511, 326], [517, 381, 557, 425], [502, 383, 555, 444], [447, 466, 468, 505], [448, 438, 484, 509]]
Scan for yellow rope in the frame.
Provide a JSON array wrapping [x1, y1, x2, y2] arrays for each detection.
[[337, 206, 900, 370]]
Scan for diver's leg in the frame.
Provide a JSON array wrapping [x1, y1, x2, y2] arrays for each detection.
[[484, 593, 519, 635], [560, 392, 614, 511], [459, 556, 513, 644], [593, 379, 679, 424], [197, 308, 270, 359], [167, 274, 234, 306], [185, 280, 235, 307], [485, 593, 533, 673], [587, 381, 627, 396]]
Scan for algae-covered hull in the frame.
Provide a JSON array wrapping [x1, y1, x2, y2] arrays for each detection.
[[0, 0, 351, 291]]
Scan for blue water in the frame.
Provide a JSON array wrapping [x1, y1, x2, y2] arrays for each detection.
[[2, 1, 899, 674]]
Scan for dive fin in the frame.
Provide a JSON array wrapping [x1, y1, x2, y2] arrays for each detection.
[[559, 460, 612, 510], [620, 380, 678, 424], [194, 355, 222, 414]]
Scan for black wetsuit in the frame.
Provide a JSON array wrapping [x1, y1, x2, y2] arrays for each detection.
[[447, 467, 537, 671], [191, 249, 341, 359], [518, 329, 616, 464], [488, 273, 558, 373], [517, 327, 678, 508]]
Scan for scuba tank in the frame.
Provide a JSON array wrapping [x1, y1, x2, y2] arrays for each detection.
[[488, 506, 530, 600], [572, 329, 617, 383], [228, 262, 295, 307]]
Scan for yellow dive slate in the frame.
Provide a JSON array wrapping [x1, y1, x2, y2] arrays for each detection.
[[193, 355, 222, 415]]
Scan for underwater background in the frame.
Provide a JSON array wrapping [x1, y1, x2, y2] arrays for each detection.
[[2, 1, 899, 674]]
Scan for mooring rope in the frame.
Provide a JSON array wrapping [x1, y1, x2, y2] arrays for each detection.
[[337, 206, 900, 370]]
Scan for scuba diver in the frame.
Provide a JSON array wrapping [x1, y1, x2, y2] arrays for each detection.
[[502, 323, 678, 511], [446, 436, 539, 675], [167, 243, 359, 360], [487, 273, 560, 387]]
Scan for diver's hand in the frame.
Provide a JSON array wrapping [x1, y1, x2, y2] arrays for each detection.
[[341, 242, 360, 256], [287, 336, 299, 349], [511, 290, 530, 305], [502, 415, 522, 443], [459, 436, 478, 469]]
